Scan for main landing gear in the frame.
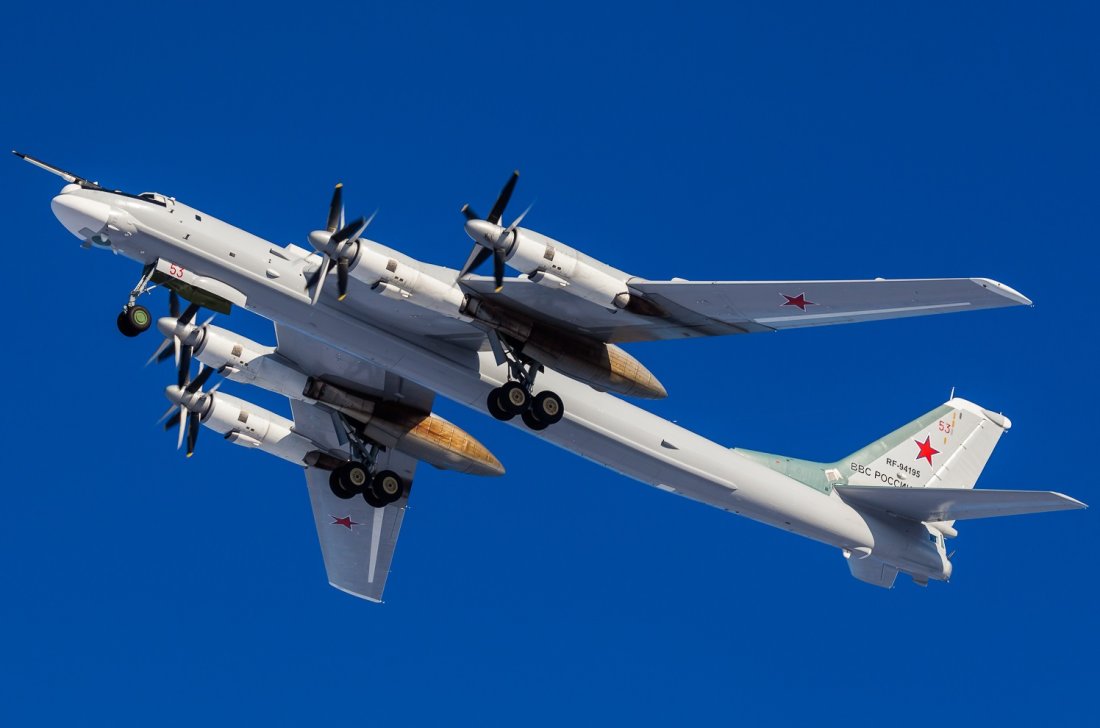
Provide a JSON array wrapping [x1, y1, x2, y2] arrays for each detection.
[[485, 349, 564, 431], [328, 461, 407, 508], [328, 415, 408, 508], [116, 264, 156, 337]]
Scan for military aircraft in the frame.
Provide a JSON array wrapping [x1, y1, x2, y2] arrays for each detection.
[[16, 152, 1085, 599]]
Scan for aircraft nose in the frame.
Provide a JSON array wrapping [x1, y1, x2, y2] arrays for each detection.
[[51, 193, 112, 239]]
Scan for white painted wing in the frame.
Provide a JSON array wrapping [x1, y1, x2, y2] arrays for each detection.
[[290, 393, 418, 602], [835, 486, 1086, 522], [275, 322, 435, 412], [461, 277, 1030, 343]]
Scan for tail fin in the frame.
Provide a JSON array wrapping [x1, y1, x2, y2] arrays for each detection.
[[837, 397, 1009, 491]]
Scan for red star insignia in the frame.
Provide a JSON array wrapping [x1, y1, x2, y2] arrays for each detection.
[[781, 293, 816, 311], [331, 515, 359, 530], [914, 436, 940, 466]]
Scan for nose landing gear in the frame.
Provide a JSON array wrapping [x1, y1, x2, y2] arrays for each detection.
[[116, 264, 157, 337]]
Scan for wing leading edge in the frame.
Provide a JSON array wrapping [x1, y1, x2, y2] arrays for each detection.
[[461, 276, 1030, 343], [835, 485, 1086, 523]]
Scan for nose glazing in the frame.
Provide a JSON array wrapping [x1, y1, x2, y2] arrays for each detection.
[[51, 194, 112, 239]]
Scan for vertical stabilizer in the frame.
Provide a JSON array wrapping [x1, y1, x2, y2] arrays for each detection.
[[838, 398, 1010, 492]]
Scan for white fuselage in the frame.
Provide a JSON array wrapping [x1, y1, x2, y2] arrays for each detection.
[[51, 185, 948, 583]]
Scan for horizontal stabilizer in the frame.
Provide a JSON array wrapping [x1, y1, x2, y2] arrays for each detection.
[[836, 485, 1087, 522]]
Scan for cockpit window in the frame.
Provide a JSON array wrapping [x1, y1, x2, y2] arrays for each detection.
[[138, 192, 168, 207]]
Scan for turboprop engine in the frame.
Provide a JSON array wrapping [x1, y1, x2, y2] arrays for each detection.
[[164, 378, 339, 468], [459, 297, 667, 399], [459, 171, 661, 316], [155, 317, 503, 477]]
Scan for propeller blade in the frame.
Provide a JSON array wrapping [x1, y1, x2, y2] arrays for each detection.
[[337, 258, 349, 301], [186, 413, 200, 457], [169, 290, 180, 318], [330, 216, 366, 246], [158, 404, 179, 426], [459, 245, 493, 279], [146, 337, 173, 367], [185, 365, 215, 394], [310, 255, 333, 305], [178, 302, 200, 326], [487, 170, 519, 225], [178, 344, 193, 388], [177, 408, 187, 449], [493, 251, 505, 292], [326, 183, 344, 233], [503, 203, 533, 237], [461, 204, 479, 222]]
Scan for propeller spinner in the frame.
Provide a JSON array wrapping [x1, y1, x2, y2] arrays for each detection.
[[459, 170, 531, 292]]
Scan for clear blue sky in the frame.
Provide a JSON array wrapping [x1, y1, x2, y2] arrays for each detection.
[[1, 1, 1096, 724]]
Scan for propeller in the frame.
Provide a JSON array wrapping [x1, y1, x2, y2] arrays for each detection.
[[459, 170, 531, 292], [306, 183, 375, 304], [160, 364, 220, 457], [145, 289, 210, 388]]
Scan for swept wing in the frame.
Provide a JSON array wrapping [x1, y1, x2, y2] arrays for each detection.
[[461, 276, 1030, 343]]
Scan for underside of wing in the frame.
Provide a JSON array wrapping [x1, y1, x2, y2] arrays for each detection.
[[630, 277, 1032, 334], [836, 485, 1086, 522], [462, 277, 1031, 343]]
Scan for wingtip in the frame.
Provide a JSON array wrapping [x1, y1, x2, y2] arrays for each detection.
[[973, 278, 1033, 307]]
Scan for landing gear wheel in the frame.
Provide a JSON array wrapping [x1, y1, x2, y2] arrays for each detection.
[[521, 408, 549, 431], [373, 469, 405, 504], [329, 468, 357, 500], [362, 483, 388, 509], [116, 311, 139, 337], [331, 461, 369, 499], [499, 381, 530, 415], [487, 388, 514, 421], [126, 305, 152, 335], [531, 391, 564, 425]]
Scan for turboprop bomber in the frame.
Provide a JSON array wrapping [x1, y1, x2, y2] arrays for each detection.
[[17, 152, 1086, 600]]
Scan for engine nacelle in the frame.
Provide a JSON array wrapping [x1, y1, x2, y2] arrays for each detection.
[[354, 247, 467, 318], [202, 392, 318, 466], [505, 228, 633, 311], [196, 325, 310, 400]]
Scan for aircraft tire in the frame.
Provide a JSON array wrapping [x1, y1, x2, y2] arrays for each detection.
[[330, 463, 364, 499], [373, 469, 404, 503], [521, 408, 549, 431], [126, 305, 153, 334], [117, 310, 140, 337], [532, 391, 564, 425], [499, 382, 529, 415], [487, 388, 514, 421], [362, 483, 388, 509]]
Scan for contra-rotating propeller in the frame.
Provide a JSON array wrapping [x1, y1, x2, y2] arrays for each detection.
[[459, 170, 532, 292], [158, 364, 220, 458], [145, 289, 212, 389], [306, 183, 375, 304]]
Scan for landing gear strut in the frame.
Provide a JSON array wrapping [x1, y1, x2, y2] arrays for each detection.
[[485, 338, 564, 430], [116, 264, 157, 337], [327, 416, 408, 508]]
